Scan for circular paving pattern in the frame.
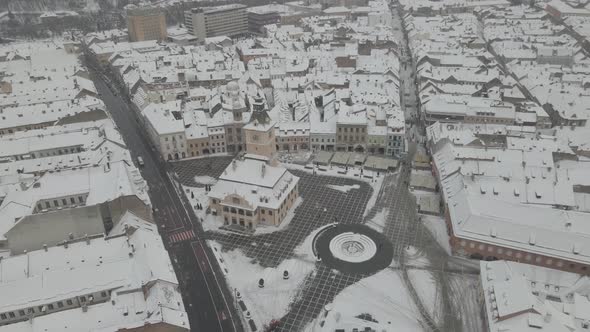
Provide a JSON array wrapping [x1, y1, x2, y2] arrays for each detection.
[[313, 223, 393, 274]]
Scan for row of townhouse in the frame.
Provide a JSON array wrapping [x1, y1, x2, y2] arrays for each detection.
[[480, 5, 590, 128], [0, 40, 190, 331], [84, 9, 409, 161], [405, 2, 590, 276]]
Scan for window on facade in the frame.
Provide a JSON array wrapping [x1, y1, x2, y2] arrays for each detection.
[[10, 312, 16, 318], [62, 199, 67, 205], [48, 304, 54, 310], [0, 313, 6, 320], [66, 300, 73, 305], [70, 197, 76, 204], [57, 302, 64, 308], [261, 209, 265, 214], [246, 211, 252, 216], [78, 196, 84, 203], [268, 210, 273, 216], [53, 200, 59, 207], [37, 203, 42, 210], [223, 206, 229, 212], [101, 291, 108, 298], [45, 201, 51, 209], [238, 209, 244, 215]]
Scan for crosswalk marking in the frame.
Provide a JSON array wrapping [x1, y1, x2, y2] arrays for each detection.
[[169, 229, 196, 244]]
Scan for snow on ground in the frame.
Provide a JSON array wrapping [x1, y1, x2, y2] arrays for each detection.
[[253, 197, 303, 235], [363, 172, 384, 218], [325, 184, 361, 193], [182, 185, 222, 232], [304, 268, 423, 332], [405, 246, 430, 268], [207, 240, 315, 328], [293, 224, 331, 261], [421, 215, 451, 255], [408, 269, 438, 324], [366, 208, 389, 232], [194, 175, 217, 185], [281, 163, 386, 218], [200, 213, 222, 232]]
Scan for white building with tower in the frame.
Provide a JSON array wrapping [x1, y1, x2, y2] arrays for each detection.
[[208, 103, 300, 231]]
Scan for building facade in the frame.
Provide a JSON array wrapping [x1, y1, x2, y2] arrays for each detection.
[[208, 158, 299, 230], [247, 7, 281, 34], [336, 118, 368, 152], [184, 5, 248, 42], [127, 6, 167, 42]]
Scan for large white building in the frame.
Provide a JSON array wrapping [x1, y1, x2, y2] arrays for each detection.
[[209, 107, 299, 231], [0, 212, 189, 331], [428, 125, 590, 274]]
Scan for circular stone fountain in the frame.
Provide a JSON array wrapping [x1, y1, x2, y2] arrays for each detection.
[[313, 223, 393, 274]]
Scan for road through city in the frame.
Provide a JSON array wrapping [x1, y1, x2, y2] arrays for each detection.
[[89, 69, 238, 332]]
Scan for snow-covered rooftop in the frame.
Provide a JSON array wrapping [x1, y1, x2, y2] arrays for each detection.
[[481, 260, 590, 332], [0, 212, 189, 331]]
